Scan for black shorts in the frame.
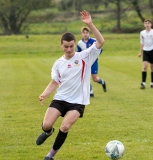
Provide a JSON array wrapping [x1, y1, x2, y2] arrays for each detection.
[[143, 50, 153, 63], [49, 100, 85, 117]]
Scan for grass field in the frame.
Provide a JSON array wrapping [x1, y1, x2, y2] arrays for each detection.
[[0, 33, 153, 160]]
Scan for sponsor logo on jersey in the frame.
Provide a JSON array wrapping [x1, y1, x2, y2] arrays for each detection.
[[67, 64, 71, 68]]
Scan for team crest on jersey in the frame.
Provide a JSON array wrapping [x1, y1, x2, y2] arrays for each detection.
[[88, 44, 92, 47], [74, 60, 79, 64], [74, 60, 80, 66]]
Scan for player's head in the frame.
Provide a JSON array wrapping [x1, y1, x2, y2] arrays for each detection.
[[81, 27, 90, 40], [144, 19, 152, 29], [61, 32, 76, 44], [61, 32, 76, 58]]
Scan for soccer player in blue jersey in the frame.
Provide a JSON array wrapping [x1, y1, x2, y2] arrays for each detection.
[[77, 27, 107, 97]]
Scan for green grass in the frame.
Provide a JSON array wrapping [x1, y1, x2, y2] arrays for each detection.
[[0, 34, 153, 160]]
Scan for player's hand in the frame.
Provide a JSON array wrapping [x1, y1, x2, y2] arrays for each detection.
[[39, 95, 45, 105], [138, 53, 142, 57], [80, 10, 92, 24]]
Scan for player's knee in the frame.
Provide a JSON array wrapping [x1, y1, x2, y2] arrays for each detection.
[[42, 122, 52, 131], [143, 65, 148, 71], [150, 65, 153, 71], [92, 77, 98, 82], [60, 124, 70, 132]]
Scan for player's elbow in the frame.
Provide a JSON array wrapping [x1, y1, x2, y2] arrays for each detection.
[[102, 39, 105, 45], [100, 38, 105, 46], [97, 40, 105, 49]]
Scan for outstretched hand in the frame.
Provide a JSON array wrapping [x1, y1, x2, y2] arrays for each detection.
[[138, 53, 142, 57], [39, 95, 45, 105], [80, 10, 92, 25]]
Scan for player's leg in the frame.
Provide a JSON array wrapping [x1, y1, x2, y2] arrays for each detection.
[[90, 63, 95, 97], [150, 63, 153, 88], [91, 60, 107, 92], [149, 50, 153, 88], [140, 50, 149, 89], [140, 61, 148, 89], [91, 74, 107, 92], [45, 108, 83, 159], [90, 83, 94, 97], [36, 107, 61, 145], [36, 100, 63, 145]]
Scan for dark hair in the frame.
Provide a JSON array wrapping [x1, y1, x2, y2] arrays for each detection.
[[61, 32, 76, 44], [144, 19, 152, 24]]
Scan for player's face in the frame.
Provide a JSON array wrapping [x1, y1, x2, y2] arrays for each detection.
[[144, 21, 152, 29], [82, 30, 90, 41], [61, 40, 76, 58]]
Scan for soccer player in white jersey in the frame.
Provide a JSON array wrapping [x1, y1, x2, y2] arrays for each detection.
[[36, 10, 105, 160], [77, 27, 107, 97], [138, 19, 153, 89]]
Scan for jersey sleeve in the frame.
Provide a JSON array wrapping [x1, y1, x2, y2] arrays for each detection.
[[91, 38, 103, 55], [78, 42, 101, 66], [51, 61, 60, 84]]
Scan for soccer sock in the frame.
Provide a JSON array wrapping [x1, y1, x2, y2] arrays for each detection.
[[53, 130, 68, 150], [47, 148, 58, 158], [47, 130, 68, 158], [42, 125, 53, 135], [90, 83, 93, 94], [142, 71, 147, 83], [151, 72, 153, 83], [98, 78, 103, 84]]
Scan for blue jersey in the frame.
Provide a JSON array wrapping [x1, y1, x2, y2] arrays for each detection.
[[77, 37, 102, 74], [77, 37, 97, 51], [77, 37, 102, 56]]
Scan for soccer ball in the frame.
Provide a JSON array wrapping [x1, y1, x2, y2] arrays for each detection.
[[105, 140, 125, 159]]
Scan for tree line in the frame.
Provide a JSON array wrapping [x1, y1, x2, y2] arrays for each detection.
[[0, 0, 152, 35]]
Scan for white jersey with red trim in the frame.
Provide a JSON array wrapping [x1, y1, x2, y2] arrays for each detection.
[[140, 29, 153, 51], [51, 42, 101, 105]]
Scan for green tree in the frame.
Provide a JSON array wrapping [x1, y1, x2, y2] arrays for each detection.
[[107, 0, 122, 31], [55, 0, 85, 11], [0, 0, 53, 35], [131, 0, 145, 23]]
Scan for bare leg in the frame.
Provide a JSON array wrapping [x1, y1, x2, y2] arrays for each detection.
[[91, 74, 107, 92], [36, 107, 61, 145], [47, 110, 80, 158], [42, 107, 61, 131]]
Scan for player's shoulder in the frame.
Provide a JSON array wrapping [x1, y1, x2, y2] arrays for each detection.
[[90, 37, 96, 40], [77, 39, 83, 45], [89, 37, 96, 42], [140, 30, 145, 34], [54, 56, 65, 65]]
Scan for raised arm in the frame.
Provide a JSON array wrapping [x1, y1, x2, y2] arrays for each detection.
[[80, 10, 105, 49]]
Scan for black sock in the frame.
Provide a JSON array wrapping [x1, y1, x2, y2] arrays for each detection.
[[42, 124, 53, 134], [151, 72, 153, 82], [53, 130, 68, 150], [142, 71, 147, 82]]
